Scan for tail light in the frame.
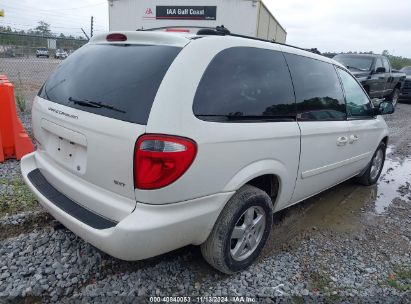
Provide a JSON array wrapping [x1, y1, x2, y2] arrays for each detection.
[[134, 134, 197, 190]]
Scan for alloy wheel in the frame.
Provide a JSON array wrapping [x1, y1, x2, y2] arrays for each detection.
[[230, 206, 266, 261]]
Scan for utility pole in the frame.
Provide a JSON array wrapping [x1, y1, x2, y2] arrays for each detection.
[[90, 16, 94, 38]]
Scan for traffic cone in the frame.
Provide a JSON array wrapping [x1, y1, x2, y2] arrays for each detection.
[[0, 76, 34, 162]]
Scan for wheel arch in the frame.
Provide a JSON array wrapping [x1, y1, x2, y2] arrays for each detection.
[[222, 160, 290, 210]]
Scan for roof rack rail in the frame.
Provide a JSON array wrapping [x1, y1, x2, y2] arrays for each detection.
[[136, 25, 323, 56], [196, 25, 323, 56], [137, 25, 215, 32]]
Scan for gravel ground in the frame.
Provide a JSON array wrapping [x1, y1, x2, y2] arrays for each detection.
[[0, 105, 410, 303]]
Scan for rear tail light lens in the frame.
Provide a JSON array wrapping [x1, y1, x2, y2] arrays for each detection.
[[134, 135, 197, 190]]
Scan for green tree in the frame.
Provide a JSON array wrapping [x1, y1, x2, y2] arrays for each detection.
[[31, 21, 52, 36], [381, 50, 411, 70]]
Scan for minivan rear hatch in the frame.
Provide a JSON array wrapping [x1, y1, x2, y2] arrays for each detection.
[[33, 34, 184, 218]]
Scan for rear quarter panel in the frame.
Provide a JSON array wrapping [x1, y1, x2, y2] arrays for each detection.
[[140, 37, 301, 208]]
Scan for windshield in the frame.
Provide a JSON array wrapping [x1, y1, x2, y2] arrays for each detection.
[[401, 68, 411, 75], [333, 55, 374, 71], [38, 43, 181, 124]]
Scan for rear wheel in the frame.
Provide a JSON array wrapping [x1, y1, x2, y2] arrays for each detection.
[[201, 185, 273, 274], [357, 142, 386, 186]]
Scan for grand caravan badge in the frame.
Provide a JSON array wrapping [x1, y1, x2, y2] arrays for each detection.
[[48, 107, 78, 120]]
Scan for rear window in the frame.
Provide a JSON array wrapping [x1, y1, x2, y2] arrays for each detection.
[[39, 44, 181, 124]]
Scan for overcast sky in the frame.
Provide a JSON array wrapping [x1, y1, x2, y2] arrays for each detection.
[[267, 0, 411, 57], [1, 0, 410, 57]]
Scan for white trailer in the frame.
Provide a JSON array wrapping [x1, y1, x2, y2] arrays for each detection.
[[108, 0, 287, 43]]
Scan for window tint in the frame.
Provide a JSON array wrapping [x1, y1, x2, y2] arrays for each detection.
[[337, 68, 373, 118], [193, 47, 296, 121], [284, 53, 346, 121], [39, 44, 181, 125], [375, 58, 384, 71], [333, 55, 373, 71], [382, 57, 390, 72]]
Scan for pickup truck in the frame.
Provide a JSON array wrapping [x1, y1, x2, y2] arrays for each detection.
[[333, 54, 406, 106], [400, 66, 411, 99]]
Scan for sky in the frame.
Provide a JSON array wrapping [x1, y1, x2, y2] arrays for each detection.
[[266, 0, 411, 57], [0, 0, 410, 57], [0, 0, 109, 38]]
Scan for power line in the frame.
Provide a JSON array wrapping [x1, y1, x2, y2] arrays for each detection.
[[0, 13, 107, 31], [1, 2, 106, 13], [40, 2, 106, 12], [1, 4, 106, 23], [0, 21, 87, 30]]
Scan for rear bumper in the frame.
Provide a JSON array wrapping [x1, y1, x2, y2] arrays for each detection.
[[21, 152, 233, 260]]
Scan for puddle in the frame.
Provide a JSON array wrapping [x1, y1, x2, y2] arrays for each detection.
[[263, 180, 375, 256], [264, 145, 411, 254], [374, 146, 411, 214]]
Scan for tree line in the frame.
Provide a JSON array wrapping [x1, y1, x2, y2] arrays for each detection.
[[0, 21, 87, 40], [323, 50, 411, 70]]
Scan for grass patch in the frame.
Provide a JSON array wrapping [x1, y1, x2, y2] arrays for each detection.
[[309, 271, 331, 292], [291, 296, 304, 304], [15, 94, 27, 113], [0, 177, 39, 217], [387, 265, 411, 292]]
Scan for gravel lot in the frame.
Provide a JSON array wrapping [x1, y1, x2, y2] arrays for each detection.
[[0, 104, 410, 303]]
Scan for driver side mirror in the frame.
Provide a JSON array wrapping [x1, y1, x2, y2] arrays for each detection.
[[375, 101, 395, 115]]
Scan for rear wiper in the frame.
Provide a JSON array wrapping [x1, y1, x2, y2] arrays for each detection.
[[68, 97, 101, 108], [68, 97, 126, 113]]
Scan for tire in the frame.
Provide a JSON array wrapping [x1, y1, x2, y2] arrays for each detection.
[[356, 142, 386, 186], [387, 88, 400, 108], [201, 185, 273, 274]]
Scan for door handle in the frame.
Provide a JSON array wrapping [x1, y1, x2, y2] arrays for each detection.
[[349, 134, 359, 144], [337, 136, 348, 146]]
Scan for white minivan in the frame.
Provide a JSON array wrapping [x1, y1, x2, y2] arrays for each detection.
[[21, 30, 394, 273]]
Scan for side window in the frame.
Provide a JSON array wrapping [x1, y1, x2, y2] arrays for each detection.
[[284, 53, 346, 121], [337, 68, 374, 118], [375, 58, 384, 72], [193, 47, 296, 121], [382, 58, 390, 72]]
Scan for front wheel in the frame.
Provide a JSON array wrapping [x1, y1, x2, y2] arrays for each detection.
[[201, 185, 273, 274], [356, 142, 386, 186]]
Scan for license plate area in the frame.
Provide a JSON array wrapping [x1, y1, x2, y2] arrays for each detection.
[[41, 119, 87, 174]]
